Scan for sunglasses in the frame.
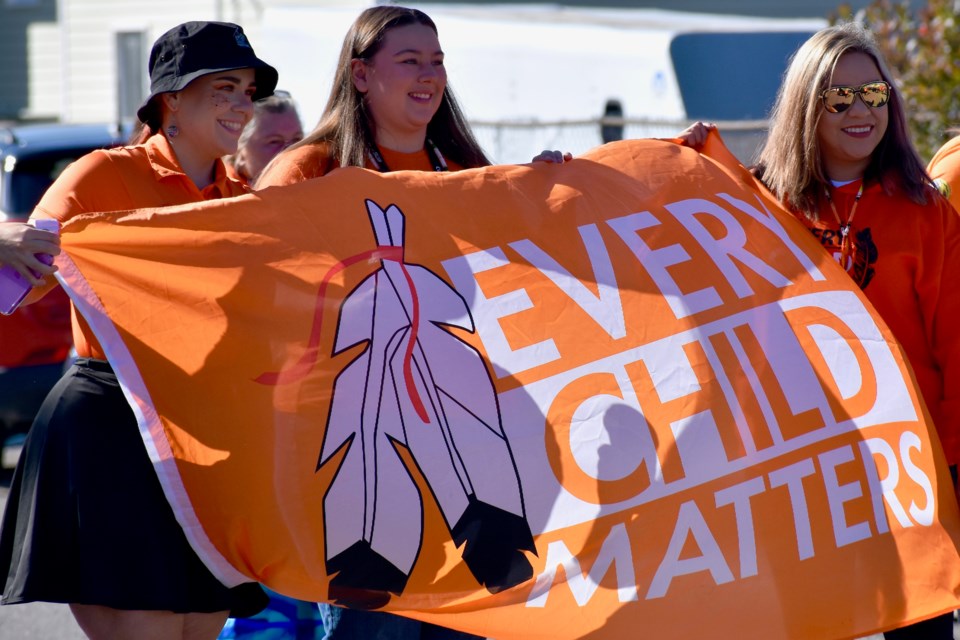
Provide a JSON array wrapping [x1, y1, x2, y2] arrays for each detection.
[[819, 81, 892, 113]]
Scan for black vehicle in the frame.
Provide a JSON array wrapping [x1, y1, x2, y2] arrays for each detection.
[[0, 122, 129, 463]]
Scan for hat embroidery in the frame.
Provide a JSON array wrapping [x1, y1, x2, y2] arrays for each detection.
[[234, 29, 251, 48]]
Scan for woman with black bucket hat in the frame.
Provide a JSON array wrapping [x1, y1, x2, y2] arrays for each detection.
[[0, 21, 276, 640]]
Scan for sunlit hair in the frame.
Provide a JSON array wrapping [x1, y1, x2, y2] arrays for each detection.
[[128, 122, 154, 146], [129, 94, 164, 145], [276, 5, 490, 170], [754, 22, 929, 218], [226, 92, 301, 180]]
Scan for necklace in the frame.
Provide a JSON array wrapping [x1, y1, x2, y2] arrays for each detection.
[[368, 138, 448, 173], [823, 181, 864, 271]]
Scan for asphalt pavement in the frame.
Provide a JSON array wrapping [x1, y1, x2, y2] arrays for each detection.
[[0, 465, 87, 639], [0, 447, 919, 640]]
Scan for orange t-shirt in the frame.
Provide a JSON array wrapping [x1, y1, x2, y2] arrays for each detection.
[[794, 179, 960, 464], [928, 135, 960, 212], [256, 141, 463, 187], [30, 133, 249, 360]]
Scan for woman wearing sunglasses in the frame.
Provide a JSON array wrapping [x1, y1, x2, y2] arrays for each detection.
[[753, 23, 960, 639]]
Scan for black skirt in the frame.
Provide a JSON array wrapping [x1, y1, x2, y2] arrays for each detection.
[[0, 358, 267, 617]]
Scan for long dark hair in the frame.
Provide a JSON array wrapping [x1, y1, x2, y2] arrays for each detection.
[[128, 121, 158, 146], [280, 6, 490, 170]]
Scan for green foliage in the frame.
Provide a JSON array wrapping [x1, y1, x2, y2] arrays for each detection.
[[831, 0, 960, 161]]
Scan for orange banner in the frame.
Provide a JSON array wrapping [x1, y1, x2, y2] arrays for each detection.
[[54, 135, 960, 639]]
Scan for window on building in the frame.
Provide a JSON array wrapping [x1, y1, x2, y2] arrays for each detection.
[[116, 31, 146, 123]]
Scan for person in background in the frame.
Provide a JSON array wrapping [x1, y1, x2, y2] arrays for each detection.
[[720, 22, 959, 640], [257, 6, 492, 640], [927, 130, 960, 212], [225, 91, 304, 185], [0, 21, 277, 640]]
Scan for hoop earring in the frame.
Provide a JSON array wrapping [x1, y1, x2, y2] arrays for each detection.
[[166, 123, 179, 138]]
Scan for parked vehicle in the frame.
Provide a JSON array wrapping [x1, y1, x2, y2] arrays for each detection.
[[0, 122, 129, 462]]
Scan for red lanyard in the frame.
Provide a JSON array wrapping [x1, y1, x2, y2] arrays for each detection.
[[824, 181, 864, 271]]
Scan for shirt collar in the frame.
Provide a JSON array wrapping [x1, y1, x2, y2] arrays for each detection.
[[144, 133, 246, 198], [144, 133, 186, 179], [205, 159, 240, 199]]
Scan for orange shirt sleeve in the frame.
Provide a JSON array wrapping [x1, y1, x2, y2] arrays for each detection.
[[916, 190, 960, 463], [794, 182, 960, 464], [31, 150, 128, 223], [256, 144, 335, 188], [928, 135, 960, 213], [23, 136, 239, 357], [25, 151, 126, 303], [865, 187, 960, 464]]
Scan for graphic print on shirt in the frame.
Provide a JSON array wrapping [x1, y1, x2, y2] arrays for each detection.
[[318, 200, 535, 609], [810, 225, 878, 289]]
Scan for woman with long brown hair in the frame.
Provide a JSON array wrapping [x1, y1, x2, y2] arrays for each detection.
[[258, 7, 491, 640], [258, 6, 490, 187]]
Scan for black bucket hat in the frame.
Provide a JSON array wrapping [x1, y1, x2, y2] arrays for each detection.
[[136, 21, 279, 125]]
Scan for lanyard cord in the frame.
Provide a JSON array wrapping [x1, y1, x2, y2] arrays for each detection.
[[368, 138, 448, 173], [824, 181, 864, 270]]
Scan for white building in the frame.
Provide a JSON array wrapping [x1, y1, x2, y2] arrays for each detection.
[[3, 0, 830, 162], [2, 0, 366, 125]]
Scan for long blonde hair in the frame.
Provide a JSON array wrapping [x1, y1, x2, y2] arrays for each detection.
[[278, 6, 489, 171], [755, 22, 929, 217]]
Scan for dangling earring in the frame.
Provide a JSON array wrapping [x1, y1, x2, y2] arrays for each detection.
[[166, 123, 179, 138]]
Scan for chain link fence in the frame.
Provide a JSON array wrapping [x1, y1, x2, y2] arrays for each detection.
[[470, 117, 770, 167]]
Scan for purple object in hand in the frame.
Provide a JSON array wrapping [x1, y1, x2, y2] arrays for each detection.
[[0, 219, 60, 315]]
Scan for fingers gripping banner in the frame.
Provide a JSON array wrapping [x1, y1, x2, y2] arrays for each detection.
[[54, 135, 960, 639]]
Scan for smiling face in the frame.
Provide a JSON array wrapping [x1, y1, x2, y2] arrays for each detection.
[[167, 68, 258, 161], [815, 51, 889, 182], [350, 22, 446, 152]]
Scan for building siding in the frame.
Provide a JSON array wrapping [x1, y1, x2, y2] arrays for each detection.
[[58, 0, 290, 123], [23, 21, 62, 120], [0, 0, 56, 121]]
